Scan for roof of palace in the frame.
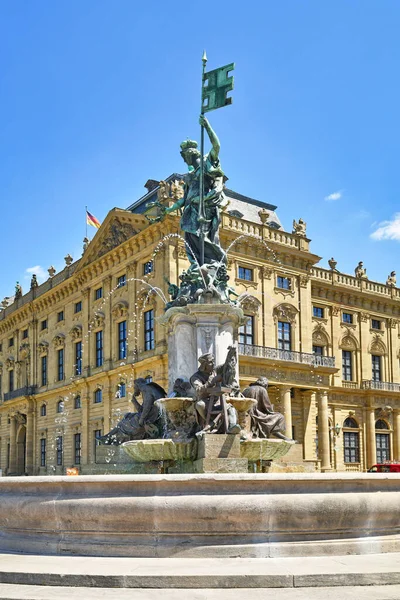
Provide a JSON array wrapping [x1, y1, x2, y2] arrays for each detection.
[[126, 174, 283, 230]]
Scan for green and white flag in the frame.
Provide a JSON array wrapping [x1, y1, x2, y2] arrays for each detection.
[[202, 62, 235, 113]]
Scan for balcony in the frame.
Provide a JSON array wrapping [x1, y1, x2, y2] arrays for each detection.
[[3, 386, 38, 402], [362, 380, 400, 392], [238, 344, 336, 368]]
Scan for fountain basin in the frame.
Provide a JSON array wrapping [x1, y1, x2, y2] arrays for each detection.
[[155, 396, 194, 412], [228, 397, 257, 413], [123, 438, 197, 462], [240, 438, 295, 461], [0, 473, 400, 558]]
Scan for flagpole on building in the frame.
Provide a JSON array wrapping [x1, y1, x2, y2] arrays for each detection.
[[198, 50, 208, 268], [85, 205, 88, 239]]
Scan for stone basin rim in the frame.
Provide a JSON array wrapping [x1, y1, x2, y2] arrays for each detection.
[[0, 473, 397, 483]]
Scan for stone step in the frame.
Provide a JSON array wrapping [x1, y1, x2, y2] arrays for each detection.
[[0, 585, 400, 600], [0, 553, 398, 589]]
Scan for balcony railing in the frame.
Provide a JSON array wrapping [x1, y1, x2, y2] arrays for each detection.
[[3, 386, 38, 402], [362, 380, 400, 392], [238, 344, 335, 368]]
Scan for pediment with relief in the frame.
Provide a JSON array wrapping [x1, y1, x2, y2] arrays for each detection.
[[76, 209, 147, 272]]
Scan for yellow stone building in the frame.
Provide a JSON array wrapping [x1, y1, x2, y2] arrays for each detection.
[[1, 176, 399, 475]]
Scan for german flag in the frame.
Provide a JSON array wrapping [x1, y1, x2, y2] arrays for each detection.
[[86, 210, 101, 229]]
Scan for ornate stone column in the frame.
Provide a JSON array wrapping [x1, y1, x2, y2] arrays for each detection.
[[25, 406, 34, 475], [366, 405, 377, 468], [302, 390, 317, 461], [280, 386, 292, 438], [9, 416, 17, 475], [81, 388, 90, 466], [393, 409, 400, 461], [160, 304, 244, 392], [317, 390, 331, 472]]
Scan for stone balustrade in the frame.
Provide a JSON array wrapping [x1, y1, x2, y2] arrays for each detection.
[[362, 380, 400, 392], [3, 386, 38, 402], [239, 343, 336, 368]]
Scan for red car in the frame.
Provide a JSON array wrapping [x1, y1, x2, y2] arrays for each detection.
[[368, 463, 400, 473]]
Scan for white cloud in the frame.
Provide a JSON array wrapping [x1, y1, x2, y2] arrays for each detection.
[[324, 190, 343, 202], [25, 265, 47, 282], [371, 213, 400, 241]]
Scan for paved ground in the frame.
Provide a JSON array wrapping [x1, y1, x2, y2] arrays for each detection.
[[0, 552, 398, 589], [0, 584, 399, 599]]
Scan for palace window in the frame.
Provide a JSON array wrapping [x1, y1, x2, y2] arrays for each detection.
[[8, 337, 13, 348], [74, 433, 81, 465], [342, 350, 353, 381], [94, 429, 102, 454], [343, 418, 360, 463], [313, 345, 324, 356], [376, 420, 390, 463], [22, 329, 28, 339], [238, 267, 253, 281], [118, 321, 127, 360], [57, 400, 64, 414], [56, 436, 63, 466], [74, 395, 81, 409], [75, 341, 82, 376], [41, 319, 47, 331], [40, 404, 46, 417], [313, 306, 324, 319], [278, 321, 291, 351], [94, 388, 102, 404], [143, 261, 153, 275], [342, 312, 353, 324], [74, 301, 82, 314], [40, 439, 46, 467], [277, 276, 291, 290], [239, 316, 254, 345], [41, 355, 47, 386], [117, 274, 126, 288], [116, 382, 126, 398], [95, 287, 103, 301], [9, 369, 14, 393], [144, 310, 155, 351], [57, 311, 64, 322], [95, 331, 103, 367], [57, 348, 64, 381], [371, 319, 381, 330], [372, 355, 382, 382]]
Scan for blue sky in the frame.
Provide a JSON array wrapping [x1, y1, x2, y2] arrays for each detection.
[[1, 0, 400, 299]]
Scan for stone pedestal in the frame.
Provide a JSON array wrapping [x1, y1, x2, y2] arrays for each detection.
[[160, 304, 244, 392], [194, 433, 248, 473]]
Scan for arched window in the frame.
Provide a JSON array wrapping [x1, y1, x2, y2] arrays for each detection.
[[40, 404, 46, 417], [343, 417, 358, 428], [375, 419, 389, 430], [343, 417, 360, 463], [57, 400, 64, 413]]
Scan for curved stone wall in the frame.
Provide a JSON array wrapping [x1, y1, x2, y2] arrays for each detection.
[[0, 473, 399, 558]]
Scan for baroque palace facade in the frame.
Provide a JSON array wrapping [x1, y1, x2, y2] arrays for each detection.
[[0, 176, 399, 475]]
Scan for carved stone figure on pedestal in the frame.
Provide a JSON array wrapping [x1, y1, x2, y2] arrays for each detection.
[[242, 377, 293, 441], [355, 261, 368, 279], [292, 218, 307, 237], [387, 271, 396, 287], [15, 282, 22, 300], [30, 274, 38, 289], [190, 351, 241, 435], [100, 378, 166, 445]]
